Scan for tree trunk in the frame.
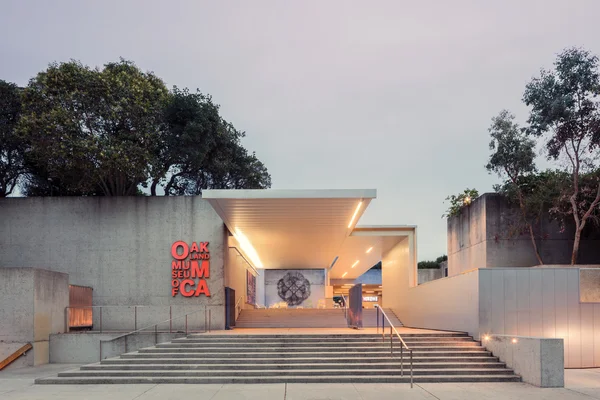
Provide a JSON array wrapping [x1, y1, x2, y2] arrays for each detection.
[[150, 179, 159, 196], [572, 228, 582, 265], [528, 224, 544, 265]]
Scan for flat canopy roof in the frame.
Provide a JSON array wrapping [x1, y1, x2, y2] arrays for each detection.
[[203, 189, 414, 279]]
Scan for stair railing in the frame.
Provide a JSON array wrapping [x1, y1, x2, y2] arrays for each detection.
[[235, 296, 243, 321], [99, 306, 213, 361], [374, 305, 413, 388], [341, 294, 348, 320]]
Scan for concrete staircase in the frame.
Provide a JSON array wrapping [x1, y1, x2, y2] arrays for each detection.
[[235, 308, 348, 328], [36, 332, 521, 384]]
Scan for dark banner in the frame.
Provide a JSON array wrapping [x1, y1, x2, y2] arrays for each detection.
[[247, 270, 256, 305], [348, 284, 363, 328]]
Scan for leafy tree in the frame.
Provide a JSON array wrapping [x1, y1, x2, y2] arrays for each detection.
[[150, 88, 271, 195], [523, 47, 600, 264], [418, 255, 447, 269], [0, 80, 26, 196], [443, 188, 479, 218], [149, 87, 222, 196], [19, 59, 169, 196], [485, 110, 543, 264]]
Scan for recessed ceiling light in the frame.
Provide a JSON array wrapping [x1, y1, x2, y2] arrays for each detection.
[[342, 272, 348, 278], [348, 201, 363, 228], [351, 260, 359, 268], [366, 247, 373, 253]]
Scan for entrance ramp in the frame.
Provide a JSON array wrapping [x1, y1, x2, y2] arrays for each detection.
[[235, 308, 348, 328]]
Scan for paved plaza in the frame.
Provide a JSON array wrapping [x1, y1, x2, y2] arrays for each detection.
[[1, 363, 599, 399]]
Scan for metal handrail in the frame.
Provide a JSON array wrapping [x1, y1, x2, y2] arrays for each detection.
[[374, 305, 413, 388], [235, 296, 243, 321], [340, 294, 348, 319], [99, 306, 213, 361]]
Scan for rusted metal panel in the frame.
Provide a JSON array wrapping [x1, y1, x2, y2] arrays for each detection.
[[69, 285, 93, 328]]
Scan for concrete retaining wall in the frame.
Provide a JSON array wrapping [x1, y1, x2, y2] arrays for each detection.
[[0, 268, 68, 368], [49, 332, 186, 363], [448, 193, 600, 276], [0, 197, 227, 331], [485, 335, 564, 387]]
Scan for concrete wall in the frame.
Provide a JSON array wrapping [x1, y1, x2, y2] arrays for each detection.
[[0, 268, 68, 368], [479, 267, 600, 368], [396, 269, 481, 336], [0, 197, 227, 331], [225, 247, 257, 310], [264, 269, 325, 308], [448, 193, 600, 276], [49, 332, 185, 363], [417, 268, 443, 285], [485, 335, 564, 387]]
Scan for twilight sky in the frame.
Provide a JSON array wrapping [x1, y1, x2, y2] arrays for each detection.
[[2, 1, 600, 260]]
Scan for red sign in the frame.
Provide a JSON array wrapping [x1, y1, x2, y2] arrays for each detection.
[[171, 241, 211, 297]]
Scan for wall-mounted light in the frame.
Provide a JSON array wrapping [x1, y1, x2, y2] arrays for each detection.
[[483, 335, 490, 341], [348, 201, 363, 228], [351, 260, 359, 268], [512, 338, 518, 344], [342, 272, 348, 278], [366, 246, 373, 254]]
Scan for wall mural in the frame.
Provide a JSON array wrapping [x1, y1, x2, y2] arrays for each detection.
[[277, 271, 311, 306], [246, 270, 256, 305]]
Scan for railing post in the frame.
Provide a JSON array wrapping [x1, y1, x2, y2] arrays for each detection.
[[410, 349, 413, 388], [99, 340, 102, 362], [99, 306, 103, 333], [134, 306, 137, 331], [401, 346, 404, 376], [169, 306, 172, 333], [208, 309, 211, 332], [185, 314, 188, 335], [125, 335, 128, 353], [155, 324, 158, 345], [204, 306, 207, 332], [390, 325, 393, 355], [376, 307, 379, 334]]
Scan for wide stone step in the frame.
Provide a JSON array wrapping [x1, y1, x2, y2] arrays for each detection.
[[35, 375, 522, 384], [103, 356, 500, 364], [58, 368, 516, 377], [166, 337, 479, 347], [83, 362, 509, 371], [122, 350, 491, 359], [183, 333, 468, 339], [141, 345, 484, 353]]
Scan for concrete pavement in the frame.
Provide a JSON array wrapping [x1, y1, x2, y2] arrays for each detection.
[[1, 364, 599, 399]]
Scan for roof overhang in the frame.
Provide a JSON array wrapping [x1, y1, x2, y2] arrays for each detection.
[[328, 225, 416, 280], [203, 189, 377, 270]]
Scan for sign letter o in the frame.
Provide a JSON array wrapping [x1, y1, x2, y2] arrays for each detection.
[[171, 241, 189, 260]]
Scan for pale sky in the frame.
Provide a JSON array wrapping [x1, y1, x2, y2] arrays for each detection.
[[2, 1, 600, 260]]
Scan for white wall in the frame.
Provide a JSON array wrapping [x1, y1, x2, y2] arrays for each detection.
[[396, 270, 481, 336], [479, 268, 600, 368], [225, 247, 257, 310], [264, 269, 324, 308]]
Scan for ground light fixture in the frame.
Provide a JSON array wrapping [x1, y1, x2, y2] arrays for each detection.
[[351, 260, 359, 268], [512, 338, 518, 344], [234, 228, 263, 268], [347, 200, 363, 228]]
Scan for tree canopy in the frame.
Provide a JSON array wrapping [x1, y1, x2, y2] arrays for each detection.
[[0, 58, 271, 197], [0, 80, 25, 196]]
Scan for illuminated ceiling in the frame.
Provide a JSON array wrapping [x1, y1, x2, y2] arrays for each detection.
[[203, 189, 376, 270]]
